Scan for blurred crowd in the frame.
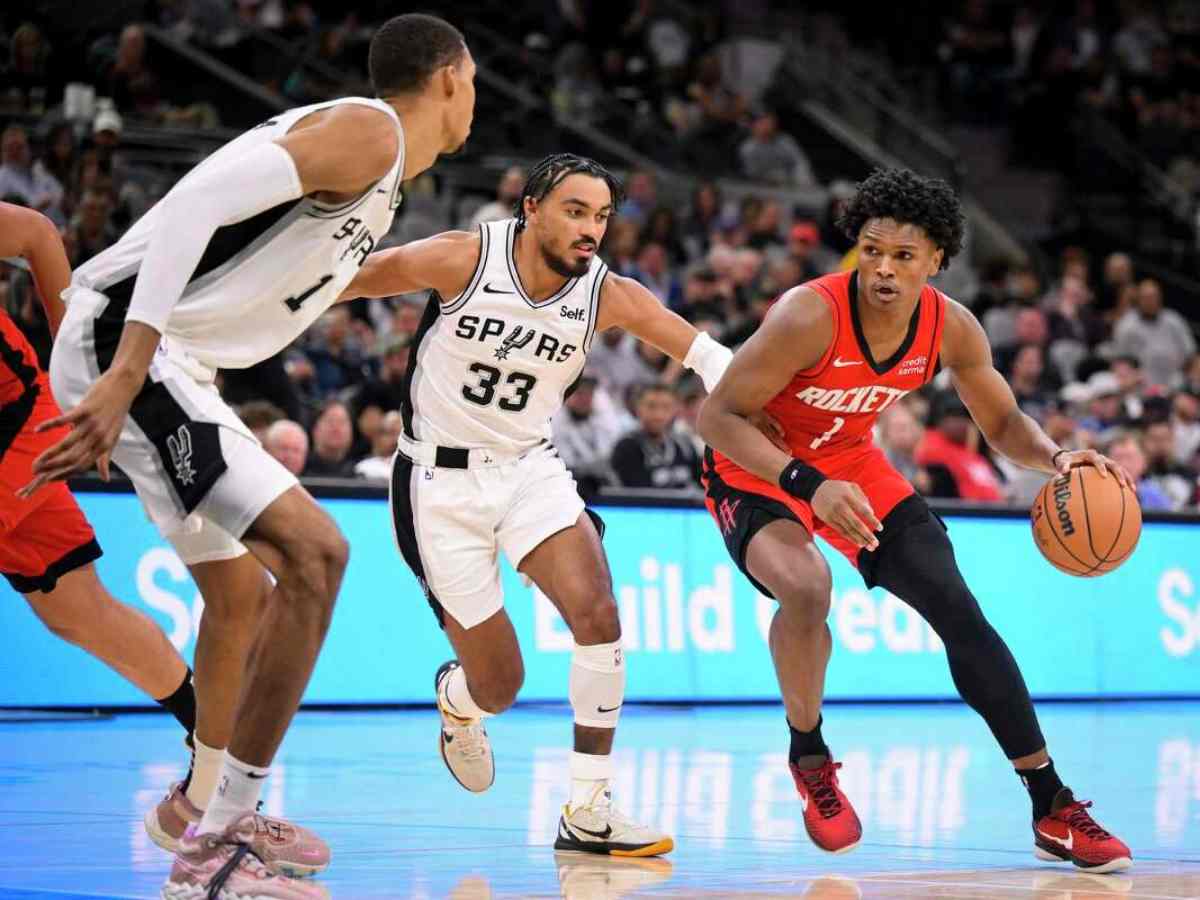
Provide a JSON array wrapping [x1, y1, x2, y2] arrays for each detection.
[[934, 0, 1199, 193], [3, 3, 1200, 511]]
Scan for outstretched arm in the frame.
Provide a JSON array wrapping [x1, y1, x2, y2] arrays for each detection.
[[337, 230, 479, 302], [0, 203, 69, 337], [595, 272, 730, 391], [941, 299, 1132, 485]]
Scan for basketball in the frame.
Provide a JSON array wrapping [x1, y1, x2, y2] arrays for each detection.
[[1031, 466, 1142, 577]]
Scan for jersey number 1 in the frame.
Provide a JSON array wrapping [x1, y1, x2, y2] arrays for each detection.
[[462, 363, 537, 412], [284, 274, 333, 313], [809, 416, 845, 450]]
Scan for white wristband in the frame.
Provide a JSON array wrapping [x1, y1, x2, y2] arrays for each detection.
[[683, 331, 732, 393]]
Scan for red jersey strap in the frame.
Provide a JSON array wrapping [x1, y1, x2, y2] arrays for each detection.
[[921, 286, 947, 385], [793, 281, 840, 379]]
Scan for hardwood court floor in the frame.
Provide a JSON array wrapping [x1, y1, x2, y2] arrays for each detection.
[[0, 702, 1197, 898]]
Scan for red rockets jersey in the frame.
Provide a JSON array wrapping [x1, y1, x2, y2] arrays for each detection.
[[0, 310, 43, 409], [710, 270, 946, 475]]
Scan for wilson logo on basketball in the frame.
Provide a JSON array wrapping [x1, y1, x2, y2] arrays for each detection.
[[1052, 476, 1076, 537]]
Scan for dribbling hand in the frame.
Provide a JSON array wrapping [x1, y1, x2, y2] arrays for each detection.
[[1054, 448, 1135, 491], [811, 480, 883, 551]]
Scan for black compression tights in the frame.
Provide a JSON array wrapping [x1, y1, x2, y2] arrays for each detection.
[[861, 498, 1046, 760]]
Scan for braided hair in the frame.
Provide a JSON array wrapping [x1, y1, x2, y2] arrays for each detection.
[[513, 153, 625, 232]]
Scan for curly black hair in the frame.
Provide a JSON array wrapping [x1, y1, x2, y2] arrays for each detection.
[[514, 153, 625, 232], [835, 168, 965, 270]]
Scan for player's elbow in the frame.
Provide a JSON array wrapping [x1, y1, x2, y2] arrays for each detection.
[[696, 393, 727, 446]]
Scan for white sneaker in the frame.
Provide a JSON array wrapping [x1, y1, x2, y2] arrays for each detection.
[[554, 784, 674, 857], [435, 660, 495, 793]]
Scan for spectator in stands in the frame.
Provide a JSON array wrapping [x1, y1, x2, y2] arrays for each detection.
[[878, 402, 928, 488], [466, 166, 523, 229], [303, 400, 357, 478], [674, 381, 707, 455], [587, 329, 644, 399], [265, 419, 309, 477], [1141, 419, 1195, 509], [993, 306, 1049, 375], [38, 123, 77, 217], [1008, 343, 1056, 420], [1113, 277, 1195, 388], [306, 306, 370, 396], [1076, 370, 1129, 442], [941, 0, 1011, 120], [605, 219, 641, 276], [738, 109, 817, 186], [682, 181, 721, 259], [915, 391, 1005, 501], [0, 125, 64, 224], [237, 400, 285, 444], [355, 411, 404, 482], [67, 188, 118, 262], [1171, 391, 1200, 466], [745, 199, 786, 254], [1114, 6, 1168, 76], [1104, 430, 1173, 510], [786, 220, 835, 282], [611, 383, 701, 490], [633, 242, 681, 307], [1100, 251, 1135, 312], [641, 206, 688, 265], [3, 23, 54, 113], [620, 169, 657, 227], [357, 334, 411, 415], [552, 372, 625, 498], [92, 24, 161, 119], [686, 52, 746, 133], [1184, 354, 1200, 398], [1110, 354, 1146, 421]]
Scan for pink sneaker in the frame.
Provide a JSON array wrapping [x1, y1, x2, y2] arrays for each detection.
[[161, 815, 329, 900], [146, 783, 330, 878]]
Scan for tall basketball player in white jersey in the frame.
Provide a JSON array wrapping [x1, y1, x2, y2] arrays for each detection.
[[25, 15, 476, 899], [339, 154, 736, 858]]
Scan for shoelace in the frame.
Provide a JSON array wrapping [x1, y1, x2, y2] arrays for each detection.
[[251, 802, 289, 842], [798, 761, 845, 819], [204, 841, 272, 900], [450, 721, 489, 761], [1061, 800, 1112, 840]]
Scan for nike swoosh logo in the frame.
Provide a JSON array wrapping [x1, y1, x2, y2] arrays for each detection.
[[483, 283, 514, 294], [569, 822, 613, 840], [597, 704, 622, 713], [246, 772, 269, 780], [832, 357, 861, 368], [1038, 828, 1073, 850]]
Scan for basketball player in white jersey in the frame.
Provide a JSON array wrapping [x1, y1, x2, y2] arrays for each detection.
[[24, 15, 476, 899], [339, 154, 737, 858]]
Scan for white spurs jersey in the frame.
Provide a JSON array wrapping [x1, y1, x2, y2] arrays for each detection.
[[72, 97, 405, 371], [405, 218, 608, 451]]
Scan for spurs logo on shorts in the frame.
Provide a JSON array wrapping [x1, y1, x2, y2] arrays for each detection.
[[167, 425, 196, 487]]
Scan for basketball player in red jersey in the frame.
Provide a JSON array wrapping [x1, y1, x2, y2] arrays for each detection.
[[698, 169, 1135, 872], [0, 201, 198, 724]]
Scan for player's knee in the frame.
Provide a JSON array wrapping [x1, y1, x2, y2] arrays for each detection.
[[772, 562, 832, 634], [568, 594, 621, 645]]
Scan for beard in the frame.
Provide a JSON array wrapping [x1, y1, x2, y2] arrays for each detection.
[[541, 243, 590, 277]]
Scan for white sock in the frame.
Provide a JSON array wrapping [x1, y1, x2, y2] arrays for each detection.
[[441, 666, 493, 721], [185, 737, 225, 810], [569, 751, 613, 810], [197, 752, 269, 836]]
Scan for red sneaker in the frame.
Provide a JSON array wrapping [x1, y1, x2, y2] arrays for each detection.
[[789, 759, 862, 854], [1033, 789, 1132, 874]]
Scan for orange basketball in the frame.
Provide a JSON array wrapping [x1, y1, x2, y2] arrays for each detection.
[[1031, 466, 1142, 577]]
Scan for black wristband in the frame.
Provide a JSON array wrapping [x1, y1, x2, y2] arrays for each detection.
[[778, 458, 828, 502], [1051, 449, 1068, 470]]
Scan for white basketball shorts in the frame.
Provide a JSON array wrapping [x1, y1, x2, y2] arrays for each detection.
[[49, 286, 297, 565], [389, 441, 586, 630]]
